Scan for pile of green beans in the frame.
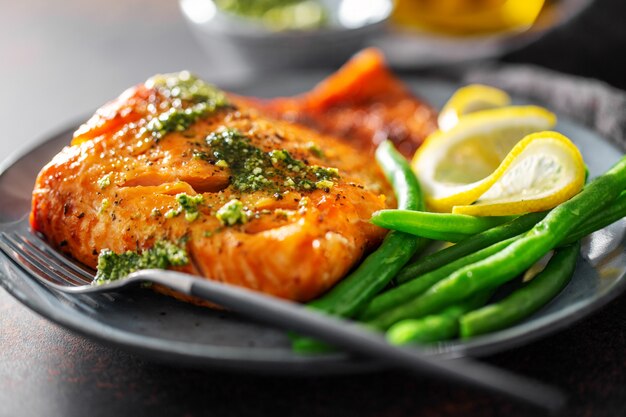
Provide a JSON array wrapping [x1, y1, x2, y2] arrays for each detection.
[[293, 141, 626, 353], [368, 157, 626, 331], [359, 236, 519, 321]]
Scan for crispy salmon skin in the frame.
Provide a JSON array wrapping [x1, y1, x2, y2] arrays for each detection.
[[30, 50, 436, 303]]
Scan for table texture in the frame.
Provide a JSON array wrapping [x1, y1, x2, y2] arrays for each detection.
[[1, 0, 626, 416]]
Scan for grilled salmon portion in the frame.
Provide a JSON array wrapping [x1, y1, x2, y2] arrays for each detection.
[[241, 48, 438, 158], [31, 50, 437, 303]]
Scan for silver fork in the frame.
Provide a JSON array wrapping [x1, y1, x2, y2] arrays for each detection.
[[0, 219, 565, 414]]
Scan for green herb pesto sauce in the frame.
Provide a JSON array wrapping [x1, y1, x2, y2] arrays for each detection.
[[216, 199, 251, 226], [93, 241, 189, 284], [145, 72, 230, 140], [165, 193, 205, 222], [99, 198, 111, 214], [206, 128, 339, 193], [215, 0, 328, 31], [97, 173, 112, 189]]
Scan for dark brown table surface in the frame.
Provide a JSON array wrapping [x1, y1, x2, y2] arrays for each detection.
[[1, 0, 626, 416]]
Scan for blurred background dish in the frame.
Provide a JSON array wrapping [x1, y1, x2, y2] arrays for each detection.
[[179, 0, 393, 82], [376, 0, 594, 68], [180, 0, 594, 77], [390, 0, 547, 35]]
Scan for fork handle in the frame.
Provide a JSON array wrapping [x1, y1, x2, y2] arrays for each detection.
[[181, 277, 565, 414]]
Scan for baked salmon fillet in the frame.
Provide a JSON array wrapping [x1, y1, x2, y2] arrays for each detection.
[[240, 48, 438, 157], [30, 50, 436, 303]]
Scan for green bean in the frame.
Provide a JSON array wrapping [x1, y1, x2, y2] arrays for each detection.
[[459, 242, 580, 338], [367, 155, 626, 329], [386, 290, 493, 345], [370, 210, 514, 242], [561, 191, 626, 245], [395, 212, 547, 284], [387, 309, 460, 345], [364, 193, 626, 327], [359, 236, 519, 321]]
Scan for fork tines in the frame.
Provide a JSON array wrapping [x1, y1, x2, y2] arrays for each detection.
[[0, 227, 94, 288]]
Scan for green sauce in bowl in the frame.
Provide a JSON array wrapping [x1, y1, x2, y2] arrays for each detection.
[[214, 0, 328, 31]]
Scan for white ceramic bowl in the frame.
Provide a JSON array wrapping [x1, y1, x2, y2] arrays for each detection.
[[179, 0, 392, 81]]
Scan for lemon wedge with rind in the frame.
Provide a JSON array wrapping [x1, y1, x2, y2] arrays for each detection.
[[438, 84, 511, 131], [452, 132, 585, 216], [413, 105, 557, 212]]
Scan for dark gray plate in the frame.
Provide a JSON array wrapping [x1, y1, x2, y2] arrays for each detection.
[[1, 77, 625, 373]]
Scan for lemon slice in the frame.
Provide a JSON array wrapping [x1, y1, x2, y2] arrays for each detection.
[[452, 132, 585, 216], [412, 105, 557, 212], [392, 0, 546, 35], [438, 84, 511, 131]]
